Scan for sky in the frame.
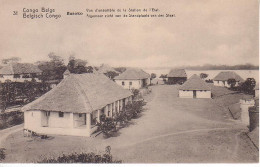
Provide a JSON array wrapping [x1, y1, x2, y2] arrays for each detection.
[[0, 0, 258, 68]]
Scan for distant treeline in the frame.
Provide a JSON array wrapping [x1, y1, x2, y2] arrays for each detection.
[[183, 64, 259, 70], [144, 64, 259, 70]]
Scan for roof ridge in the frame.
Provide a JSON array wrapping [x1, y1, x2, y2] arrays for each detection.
[[71, 75, 94, 113]]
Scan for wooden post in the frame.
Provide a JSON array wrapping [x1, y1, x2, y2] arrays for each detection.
[[86, 113, 91, 137], [113, 102, 116, 116], [97, 110, 100, 122], [117, 100, 120, 112]]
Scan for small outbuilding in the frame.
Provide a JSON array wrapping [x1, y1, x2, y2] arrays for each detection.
[[114, 68, 150, 90], [22, 73, 133, 137], [0, 63, 42, 82], [179, 74, 211, 98], [213, 71, 244, 88], [167, 69, 187, 85]]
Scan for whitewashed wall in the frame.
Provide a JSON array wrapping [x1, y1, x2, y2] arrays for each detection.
[[179, 90, 211, 98], [179, 90, 193, 98], [0, 75, 40, 82], [24, 111, 92, 137], [115, 79, 142, 89], [213, 80, 239, 88], [196, 91, 211, 98]]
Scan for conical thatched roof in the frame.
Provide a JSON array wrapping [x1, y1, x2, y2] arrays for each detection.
[[22, 73, 132, 113], [213, 71, 244, 82], [114, 68, 150, 80], [168, 69, 187, 78], [179, 74, 211, 91]]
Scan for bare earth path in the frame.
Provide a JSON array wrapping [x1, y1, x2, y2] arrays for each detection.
[[1, 85, 259, 163], [0, 125, 23, 148]]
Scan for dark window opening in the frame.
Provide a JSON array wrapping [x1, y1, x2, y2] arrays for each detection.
[[59, 112, 64, 117], [14, 74, 20, 78], [129, 81, 132, 85], [79, 113, 82, 117], [122, 81, 125, 86]]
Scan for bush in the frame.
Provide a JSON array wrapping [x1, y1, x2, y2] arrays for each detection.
[[0, 111, 24, 130], [0, 148, 5, 161], [97, 100, 146, 138], [97, 115, 117, 138], [38, 146, 121, 163]]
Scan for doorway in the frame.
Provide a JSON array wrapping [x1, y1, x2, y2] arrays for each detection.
[[193, 90, 196, 98]]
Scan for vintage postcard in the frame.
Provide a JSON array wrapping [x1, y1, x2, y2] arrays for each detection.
[[0, 0, 259, 165]]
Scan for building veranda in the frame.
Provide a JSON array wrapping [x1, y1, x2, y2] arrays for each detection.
[[21, 73, 133, 137]]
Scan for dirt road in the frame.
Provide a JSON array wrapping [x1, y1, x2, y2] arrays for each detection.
[[1, 85, 258, 163]]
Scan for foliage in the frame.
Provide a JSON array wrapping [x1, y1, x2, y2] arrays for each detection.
[[97, 114, 117, 138], [38, 146, 122, 163], [97, 100, 146, 138], [227, 78, 237, 89], [0, 81, 50, 109], [0, 111, 23, 130], [159, 74, 167, 78], [151, 73, 156, 80], [67, 56, 93, 74], [37, 53, 67, 81], [205, 79, 213, 83], [239, 78, 256, 95], [105, 71, 119, 79], [200, 73, 208, 79], [0, 148, 5, 161], [131, 89, 140, 99]]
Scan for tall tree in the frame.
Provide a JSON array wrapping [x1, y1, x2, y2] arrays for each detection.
[[227, 78, 237, 89], [67, 56, 91, 74], [37, 53, 67, 81], [200, 73, 208, 80]]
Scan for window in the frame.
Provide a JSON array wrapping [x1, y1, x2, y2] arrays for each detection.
[[108, 111, 110, 117], [0, 75, 3, 78], [79, 113, 82, 117], [14, 74, 20, 78], [122, 81, 125, 86], [129, 81, 132, 85], [59, 112, 64, 117]]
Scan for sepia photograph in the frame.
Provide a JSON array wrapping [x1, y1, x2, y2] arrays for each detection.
[[0, 0, 259, 165]]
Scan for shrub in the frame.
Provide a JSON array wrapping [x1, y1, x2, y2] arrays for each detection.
[[0, 148, 5, 161], [97, 115, 117, 138], [0, 111, 24, 130], [38, 146, 121, 163]]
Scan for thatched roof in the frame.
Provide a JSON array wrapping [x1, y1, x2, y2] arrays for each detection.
[[22, 73, 132, 113], [63, 69, 70, 75], [98, 64, 119, 74], [213, 71, 244, 82], [114, 68, 150, 80], [0, 63, 42, 75], [168, 69, 187, 78], [179, 74, 211, 91]]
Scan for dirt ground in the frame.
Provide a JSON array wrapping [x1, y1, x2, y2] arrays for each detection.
[[1, 85, 259, 163]]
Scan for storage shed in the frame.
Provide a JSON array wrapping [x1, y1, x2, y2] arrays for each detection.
[[179, 74, 211, 98]]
